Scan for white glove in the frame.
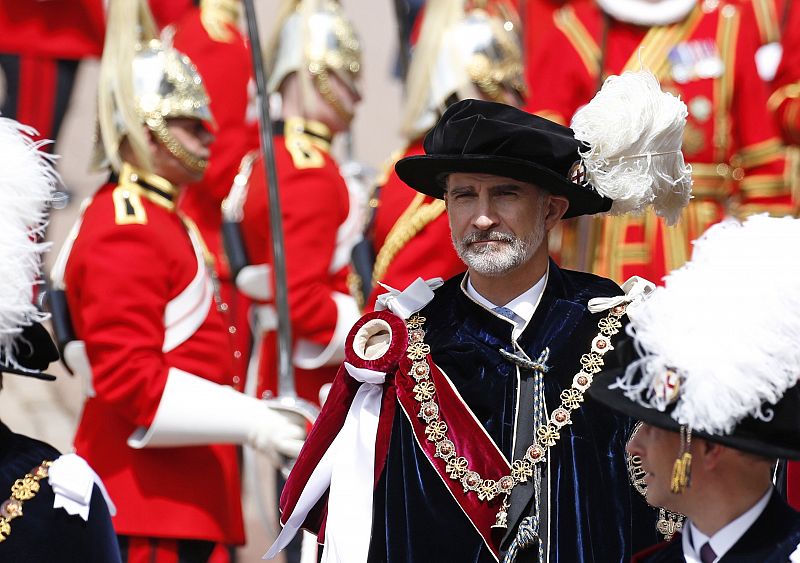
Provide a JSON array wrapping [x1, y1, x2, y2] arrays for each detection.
[[248, 404, 306, 465], [128, 368, 306, 464]]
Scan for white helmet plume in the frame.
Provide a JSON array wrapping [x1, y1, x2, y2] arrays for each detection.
[[0, 117, 58, 367], [570, 70, 692, 225]]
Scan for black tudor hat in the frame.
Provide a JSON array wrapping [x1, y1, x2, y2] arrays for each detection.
[[589, 363, 800, 461], [394, 99, 612, 218], [395, 71, 694, 224], [587, 216, 800, 461]]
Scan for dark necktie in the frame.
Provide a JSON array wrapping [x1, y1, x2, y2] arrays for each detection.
[[699, 541, 716, 563]]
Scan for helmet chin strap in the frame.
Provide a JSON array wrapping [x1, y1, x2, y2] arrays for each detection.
[[311, 67, 354, 124], [146, 115, 209, 175]]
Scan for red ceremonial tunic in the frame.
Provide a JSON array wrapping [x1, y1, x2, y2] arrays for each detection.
[[65, 176, 245, 544], [239, 121, 357, 405], [366, 140, 465, 310], [527, 0, 794, 283], [173, 6, 258, 380], [770, 1, 800, 145]]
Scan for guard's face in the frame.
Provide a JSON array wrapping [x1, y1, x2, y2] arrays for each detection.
[[310, 70, 361, 133], [444, 173, 565, 277], [626, 423, 684, 511], [153, 118, 214, 184]]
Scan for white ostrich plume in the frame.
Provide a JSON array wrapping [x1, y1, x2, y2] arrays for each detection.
[[616, 215, 800, 435], [570, 70, 692, 225], [0, 117, 58, 367]]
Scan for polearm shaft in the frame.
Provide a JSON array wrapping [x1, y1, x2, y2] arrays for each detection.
[[242, 0, 297, 398]]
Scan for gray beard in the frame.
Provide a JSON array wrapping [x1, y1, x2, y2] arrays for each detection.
[[453, 221, 545, 277]]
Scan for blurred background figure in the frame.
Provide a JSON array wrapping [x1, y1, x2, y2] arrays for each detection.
[[527, 0, 795, 284], [51, 0, 305, 561], [221, 2, 364, 559], [359, 0, 526, 310], [766, 0, 800, 147], [172, 0, 257, 389], [223, 0, 363, 412]]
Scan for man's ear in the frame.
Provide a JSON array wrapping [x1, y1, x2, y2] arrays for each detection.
[[700, 439, 725, 471], [545, 195, 569, 230]]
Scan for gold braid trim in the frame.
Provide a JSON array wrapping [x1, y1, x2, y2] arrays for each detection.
[[554, 5, 601, 78], [404, 302, 627, 524], [740, 174, 790, 199], [768, 81, 800, 112], [371, 195, 446, 285], [714, 4, 739, 163], [750, 0, 780, 44], [622, 5, 703, 80], [736, 137, 785, 169], [0, 461, 52, 542]]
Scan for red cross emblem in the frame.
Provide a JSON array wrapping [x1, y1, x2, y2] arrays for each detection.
[[569, 160, 587, 185], [653, 368, 682, 404]]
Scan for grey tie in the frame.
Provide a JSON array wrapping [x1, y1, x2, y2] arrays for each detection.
[[700, 542, 716, 563]]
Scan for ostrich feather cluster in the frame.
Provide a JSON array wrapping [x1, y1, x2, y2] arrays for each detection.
[[615, 215, 800, 435], [0, 117, 58, 369], [570, 70, 692, 225]]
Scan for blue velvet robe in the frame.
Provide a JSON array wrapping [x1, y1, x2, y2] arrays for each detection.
[[367, 262, 658, 562], [0, 421, 121, 563]]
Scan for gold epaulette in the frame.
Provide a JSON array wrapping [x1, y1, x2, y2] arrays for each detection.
[[284, 117, 331, 170], [113, 186, 148, 225], [113, 162, 180, 224], [0, 460, 52, 542], [200, 0, 241, 43]]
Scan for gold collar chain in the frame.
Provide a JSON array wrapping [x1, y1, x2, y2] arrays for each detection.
[[0, 460, 52, 542], [404, 303, 627, 527]]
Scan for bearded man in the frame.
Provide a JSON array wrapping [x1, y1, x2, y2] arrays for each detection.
[[267, 78, 696, 560]]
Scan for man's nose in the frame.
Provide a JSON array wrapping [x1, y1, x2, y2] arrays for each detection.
[[626, 426, 645, 457], [472, 197, 498, 230]]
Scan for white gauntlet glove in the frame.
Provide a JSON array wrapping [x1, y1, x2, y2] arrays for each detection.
[[247, 404, 306, 465], [128, 368, 306, 465]]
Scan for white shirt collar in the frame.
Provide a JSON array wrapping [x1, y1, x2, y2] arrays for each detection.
[[462, 268, 548, 339], [682, 488, 772, 562]]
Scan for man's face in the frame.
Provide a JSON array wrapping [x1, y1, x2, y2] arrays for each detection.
[[627, 423, 686, 511], [152, 118, 214, 184], [444, 172, 562, 277], [309, 70, 361, 133]]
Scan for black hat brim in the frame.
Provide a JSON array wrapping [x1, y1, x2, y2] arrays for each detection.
[[394, 154, 612, 219], [0, 322, 59, 381], [589, 369, 800, 460]]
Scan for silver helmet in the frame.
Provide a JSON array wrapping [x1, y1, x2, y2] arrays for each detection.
[[401, 0, 526, 139], [266, 0, 362, 122], [97, 0, 213, 175]]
